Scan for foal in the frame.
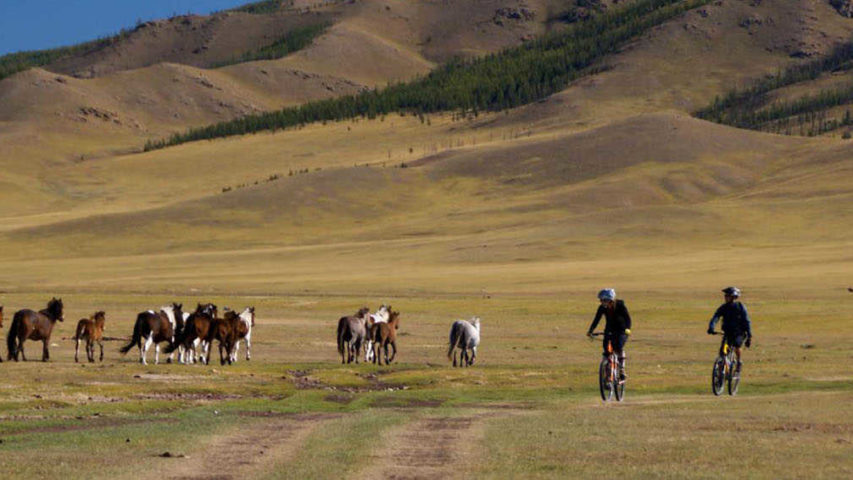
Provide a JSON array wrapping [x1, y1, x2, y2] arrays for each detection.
[[74, 311, 107, 363], [7, 298, 64, 362], [372, 310, 400, 365]]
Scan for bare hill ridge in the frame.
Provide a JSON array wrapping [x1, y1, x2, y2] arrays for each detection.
[[0, 0, 851, 293]]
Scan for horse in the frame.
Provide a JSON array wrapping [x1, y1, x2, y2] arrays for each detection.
[[228, 306, 255, 363], [119, 303, 182, 365], [337, 307, 369, 364], [372, 309, 400, 365], [74, 311, 107, 363], [447, 317, 481, 367], [211, 312, 240, 366], [166, 305, 214, 364], [364, 304, 390, 362], [7, 298, 64, 362]]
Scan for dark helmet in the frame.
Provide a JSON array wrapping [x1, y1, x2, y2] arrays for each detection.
[[722, 286, 741, 297]]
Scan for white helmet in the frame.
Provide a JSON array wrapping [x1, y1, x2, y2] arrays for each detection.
[[722, 286, 741, 297], [597, 289, 616, 301]]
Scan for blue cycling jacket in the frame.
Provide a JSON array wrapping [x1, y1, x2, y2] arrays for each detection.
[[708, 302, 751, 336]]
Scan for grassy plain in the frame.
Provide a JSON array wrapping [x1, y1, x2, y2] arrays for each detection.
[[0, 284, 850, 479]]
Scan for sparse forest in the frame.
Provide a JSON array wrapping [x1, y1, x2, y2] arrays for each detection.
[[144, 0, 713, 150], [695, 41, 853, 136], [212, 22, 331, 68]]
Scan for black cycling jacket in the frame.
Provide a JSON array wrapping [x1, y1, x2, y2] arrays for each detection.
[[588, 300, 632, 334]]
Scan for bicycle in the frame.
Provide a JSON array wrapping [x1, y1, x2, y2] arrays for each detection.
[[710, 331, 740, 396], [591, 332, 625, 402]]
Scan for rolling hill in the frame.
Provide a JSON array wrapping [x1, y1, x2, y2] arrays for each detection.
[[0, 0, 850, 297]]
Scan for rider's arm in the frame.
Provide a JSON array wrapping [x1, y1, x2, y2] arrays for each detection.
[[740, 303, 752, 337], [621, 302, 632, 331], [707, 305, 722, 333], [587, 306, 604, 335]]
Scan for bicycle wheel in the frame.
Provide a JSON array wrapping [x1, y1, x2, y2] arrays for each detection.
[[712, 357, 725, 396], [728, 363, 740, 396], [599, 357, 613, 401]]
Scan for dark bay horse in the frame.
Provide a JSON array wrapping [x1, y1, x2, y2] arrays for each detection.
[[166, 304, 215, 364], [337, 307, 369, 364], [7, 298, 64, 362], [211, 311, 239, 366], [74, 311, 107, 363], [119, 303, 182, 365], [372, 310, 400, 365]]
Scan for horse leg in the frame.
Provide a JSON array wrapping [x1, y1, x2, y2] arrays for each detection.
[[18, 337, 27, 361], [42, 339, 49, 362], [383, 341, 389, 365], [232, 340, 240, 363], [389, 341, 397, 363], [99, 340, 104, 362], [470, 346, 477, 366], [245, 333, 251, 361], [88, 339, 95, 362], [154, 343, 161, 365], [74, 337, 81, 363], [141, 334, 154, 365]]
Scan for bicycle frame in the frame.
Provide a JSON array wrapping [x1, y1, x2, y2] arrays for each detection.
[[592, 332, 624, 401]]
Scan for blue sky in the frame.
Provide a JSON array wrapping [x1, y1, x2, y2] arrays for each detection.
[[0, 1, 255, 55]]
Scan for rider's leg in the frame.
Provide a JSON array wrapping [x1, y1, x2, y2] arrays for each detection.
[[733, 334, 744, 371], [616, 334, 628, 379]]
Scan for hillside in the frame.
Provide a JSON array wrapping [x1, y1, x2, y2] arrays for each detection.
[[0, 0, 851, 296]]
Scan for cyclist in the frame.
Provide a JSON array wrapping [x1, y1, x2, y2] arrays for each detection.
[[586, 288, 632, 380], [707, 286, 752, 372]]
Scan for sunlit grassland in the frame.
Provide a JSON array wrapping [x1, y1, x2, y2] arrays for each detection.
[[0, 288, 849, 477]]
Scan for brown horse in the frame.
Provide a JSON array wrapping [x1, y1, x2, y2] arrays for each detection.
[[166, 306, 213, 365], [211, 311, 240, 366], [119, 303, 181, 365], [372, 310, 400, 365], [337, 307, 369, 364], [7, 298, 65, 362], [74, 311, 107, 363]]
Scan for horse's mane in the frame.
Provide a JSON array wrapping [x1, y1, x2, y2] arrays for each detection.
[[42, 297, 63, 317]]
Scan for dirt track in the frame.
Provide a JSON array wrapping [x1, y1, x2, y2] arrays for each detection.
[[148, 412, 340, 480], [357, 409, 523, 480]]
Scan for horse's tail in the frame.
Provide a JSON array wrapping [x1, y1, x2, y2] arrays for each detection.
[[6, 313, 22, 360], [447, 322, 461, 360], [119, 315, 143, 354], [336, 317, 346, 356], [73, 319, 87, 341]]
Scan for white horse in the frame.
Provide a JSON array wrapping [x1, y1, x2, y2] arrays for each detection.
[[230, 306, 255, 363], [447, 317, 481, 367], [365, 304, 390, 362]]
